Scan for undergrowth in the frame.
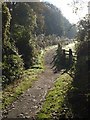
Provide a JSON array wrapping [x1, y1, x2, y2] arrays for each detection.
[[2, 49, 45, 110], [2, 46, 56, 110], [37, 72, 73, 119]]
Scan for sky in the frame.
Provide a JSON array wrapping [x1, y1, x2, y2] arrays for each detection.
[[41, 0, 90, 24]]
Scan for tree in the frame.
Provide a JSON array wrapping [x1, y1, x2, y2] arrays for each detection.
[[7, 2, 38, 69], [69, 15, 90, 118], [2, 3, 24, 87]]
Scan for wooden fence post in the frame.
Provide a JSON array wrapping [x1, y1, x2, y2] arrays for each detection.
[[69, 49, 73, 65], [62, 49, 66, 66]]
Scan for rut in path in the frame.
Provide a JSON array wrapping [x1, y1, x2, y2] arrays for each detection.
[[3, 47, 60, 119]]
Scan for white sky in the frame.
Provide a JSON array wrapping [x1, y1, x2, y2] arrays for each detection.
[[41, 0, 90, 24]]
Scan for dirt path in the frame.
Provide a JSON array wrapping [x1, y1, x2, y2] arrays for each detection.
[[3, 47, 60, 119]]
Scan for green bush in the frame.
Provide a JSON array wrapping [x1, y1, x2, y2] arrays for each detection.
[[2, 53, 24, 87], [2, 3, 24, 88]]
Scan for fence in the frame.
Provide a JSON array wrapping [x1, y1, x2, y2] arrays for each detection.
[[62, 49, 77, 66]]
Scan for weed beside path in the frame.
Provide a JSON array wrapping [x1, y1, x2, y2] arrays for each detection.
[[37, 73, 73, 119], [2, 46, 60, 119], [2, 49, 45, 112]]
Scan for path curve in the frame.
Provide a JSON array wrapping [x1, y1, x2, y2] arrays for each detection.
[[3, 47, 60, 119]]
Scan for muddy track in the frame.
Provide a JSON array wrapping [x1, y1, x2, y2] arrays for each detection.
[[3, 47, 60, 119]]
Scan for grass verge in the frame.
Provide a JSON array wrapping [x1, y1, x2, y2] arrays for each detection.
[[1, 45, 62, 110], [37, 72, 73, 119], [2, 49, 45, 110]]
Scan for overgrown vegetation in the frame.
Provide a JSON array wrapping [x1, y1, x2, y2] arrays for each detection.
[[65, 16, 89, 118], [52, 43, 74, 72], [3, 2, 89, 119], [2, 48, 44, 109], [2, 3, 24, 88], [37, 73, 73, 119], [2, 2, 76, 88], [37, 15, 89, 118]]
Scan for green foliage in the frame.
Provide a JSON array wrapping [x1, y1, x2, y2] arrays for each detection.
[[12, 24, 38, 69], [36, 34, 63, 49], [2, 3, 11, 47], [2, 48, 44, 109], [67, 17, 89, 118], [62, 17, 76, 38], [77, 16, 90, 42], [28, 2, 45, 34], [2, 69, 41, 109], [52, 43, 73, 72], [75, 41, 88, 93], [2, 3, 24, 87], [75, 17, 89, 89], [2, 54, 24, 87], [37, 73, 72, 119], [8, 3, 38, 69], [43, 3, 63, 36], [45, 3, 76, 38], [8, 2, 37, 29], [53, 43, 64, 71], [2, 2, 76, 88], [27, 2, 76, 38]]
